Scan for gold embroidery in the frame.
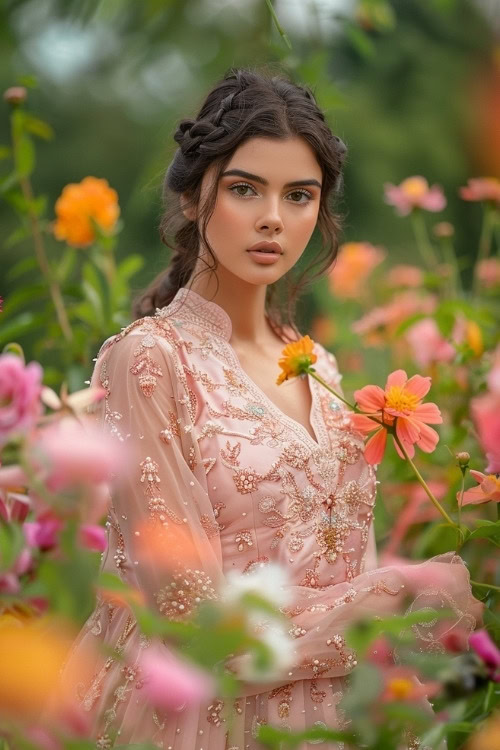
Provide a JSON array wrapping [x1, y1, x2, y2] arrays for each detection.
[[155, 568, 218, 620]]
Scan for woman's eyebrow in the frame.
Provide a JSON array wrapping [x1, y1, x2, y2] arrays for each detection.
[[221, 168, 322, 189]]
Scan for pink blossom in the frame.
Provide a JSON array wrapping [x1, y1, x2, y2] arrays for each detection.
[[476, 258, 500, 288], [24, 513, 63, 550], [460, 177, 500, 207], [138, 645, 214, 713], [384, 176, 446, 216], [79, 524, 107, 552], [28, 417, 129, 493], [486, 345, 500, 395], [405, 318, 455, 369], [386, 264, 424, 288], [469, 629, 500, 681], [352, 291, 437, 346], [0, 572, 20, 593], [0, 354, 43, 447], [470, 393, 500, 474]]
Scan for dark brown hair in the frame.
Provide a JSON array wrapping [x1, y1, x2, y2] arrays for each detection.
[[132, 65, 347, 341]]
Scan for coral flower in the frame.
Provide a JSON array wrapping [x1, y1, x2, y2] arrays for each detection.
[[386, 264, 424, 288], [459, 177, 500, 208], [476, 258, 500, 288], [276, 336, 317, 385], [458, 470, 500, 506], [53, 176, 120, 248], [350, 369, 442, 464], [328, 241, 386, 298], [380, 666, 441, 703], [384, 176, 446, 216]]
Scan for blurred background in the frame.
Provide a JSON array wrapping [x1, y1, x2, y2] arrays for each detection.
[[1, 0, 498, 370]]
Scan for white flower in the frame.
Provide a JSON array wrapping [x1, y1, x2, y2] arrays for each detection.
[[237, 619, 294, 682], [222, 562, 291, 609]]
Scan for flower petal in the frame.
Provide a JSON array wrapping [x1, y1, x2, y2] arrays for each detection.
[[396, 417, 420, 445], [414, 422, 440, 453], [405, 374, 432, 400], [413, 402, 442, 424], [385, 370, 408, 390], [349, 413, 381, 435], [460, 487, 491, 506], [363, 428, 387, 465], [354, 385, 386, 412]]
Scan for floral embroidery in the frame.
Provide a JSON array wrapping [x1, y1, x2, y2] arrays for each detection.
[[232, 467, 263, 494], [268, 683, 294, 719], [207, 699, 225, 727], [235, 529, 254, 552], [155, 568, 218, 620], [139, 456, 183, 526], [158, 412, 180, 443], [310, 680, 327, 703]]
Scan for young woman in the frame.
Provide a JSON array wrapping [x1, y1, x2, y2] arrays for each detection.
[[63, 67, 482, 750]]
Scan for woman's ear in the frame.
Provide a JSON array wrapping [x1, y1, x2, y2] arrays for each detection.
[[180, 192, 197, 222]]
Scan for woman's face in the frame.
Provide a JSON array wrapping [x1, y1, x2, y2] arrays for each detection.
[[185, 136, 323, 287]]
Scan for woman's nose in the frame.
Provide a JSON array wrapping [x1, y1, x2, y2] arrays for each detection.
[[256, 198, 284, 232]]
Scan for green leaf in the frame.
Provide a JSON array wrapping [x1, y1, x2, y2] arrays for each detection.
[[0, 283, 48, 319], [0, 518, 25, 573], [6, 256, 38, 281], [55, 248, 78, 283], [0, 312, 49, 347], [23, 114, 54, 141], [4, 224, 31, 249], [117, 254, 145, 281], [0, 145, 11, 160], [467, 519, 500, 545]]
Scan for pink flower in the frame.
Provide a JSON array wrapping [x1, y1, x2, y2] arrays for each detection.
[[352, 291, 437, 346], [386, 264, 424, 288], [384, 176, 446, 216], [138, 645, 214, 713], [459, 470, 500, 506], [471, 392, 500, 474], [350, 369, 442, 464], [28, 418, 129, 493], [0, 354, 43, 447], [476, 258, 500, 288], [405, 318, 455, 369], [79, 524, 107, 552], [328, 241, 386, 298], [24, 513, 63, 550], [469, 629, 500, 681], [460, 177, 500, 207]]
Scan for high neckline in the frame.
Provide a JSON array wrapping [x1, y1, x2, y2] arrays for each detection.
[[165, 286, 233, 340]]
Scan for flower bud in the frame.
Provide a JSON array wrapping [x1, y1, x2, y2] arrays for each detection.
[[456, 451, 470, 468], [3, 86, 27, 105], [433, 221, 454, 238]]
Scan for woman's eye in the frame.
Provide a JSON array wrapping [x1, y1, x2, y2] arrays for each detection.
[[288, 189, 313, 203], [228, 183, 313, 203], [229, 183, 255, 197]]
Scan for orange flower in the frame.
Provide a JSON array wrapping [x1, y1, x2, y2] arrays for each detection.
[[380, 666, 441, 703], [53, 176, 120, 247], [350, 369, 442, 465], [458, 470, 500, 506], [466, 714, 500, 750], [460, 177, 500, 207], [328, 241, 386, 298], [276, 335, 317, 385]]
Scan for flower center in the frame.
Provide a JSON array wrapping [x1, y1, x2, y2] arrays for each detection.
[[385, 386, 420, 413], [387, 677, 414, 700], [401, 176, 427, 198]]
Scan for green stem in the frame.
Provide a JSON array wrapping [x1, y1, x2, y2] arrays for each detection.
[[306, 370, 357, 411], [469, 580, 500, 593], [410, 209, 439, 270], [456, 471, 465, 552], [264, 0, 292, 48], [473, 203, 497, 294], [392, 432, 457, 528], [439, 237, 460, 296]]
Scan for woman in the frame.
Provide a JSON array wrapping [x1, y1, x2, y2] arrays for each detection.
[[64, 67, 482, 749]]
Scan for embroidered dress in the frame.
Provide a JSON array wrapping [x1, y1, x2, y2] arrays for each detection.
[[62, 287, 482, 750]]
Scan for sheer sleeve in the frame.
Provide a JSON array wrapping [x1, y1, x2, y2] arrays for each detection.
[[85, 320, 484, 701]]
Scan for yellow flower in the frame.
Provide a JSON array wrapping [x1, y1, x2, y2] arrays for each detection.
[[53, 176, 120, 248], [466, 714, 500, 750], [276, 335, 317, 385]]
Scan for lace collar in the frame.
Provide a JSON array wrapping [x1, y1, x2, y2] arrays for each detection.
[[158, 286, 233, 341]]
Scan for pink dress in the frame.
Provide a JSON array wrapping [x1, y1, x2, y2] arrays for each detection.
[[62, 286, 482, 750]]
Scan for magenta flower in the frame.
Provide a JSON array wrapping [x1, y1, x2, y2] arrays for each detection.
[[138, 645, 214, 713], [24, 513, 63, 550], [384, 176, 446, 216], [469, 630, 500, 682], [79, 524, 107, 552], [0, 354, 43, 447]]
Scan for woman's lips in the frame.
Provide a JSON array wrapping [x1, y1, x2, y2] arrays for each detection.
[[246, 250, 282, 264]]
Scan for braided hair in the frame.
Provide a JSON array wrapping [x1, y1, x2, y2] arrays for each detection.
[[132, 66, 347, 338]]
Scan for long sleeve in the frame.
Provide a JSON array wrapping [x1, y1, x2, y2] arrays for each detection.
[[84, 320, 484, 701]]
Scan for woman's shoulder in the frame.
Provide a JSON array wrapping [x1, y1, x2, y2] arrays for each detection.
[[95, 312, 182, 363]]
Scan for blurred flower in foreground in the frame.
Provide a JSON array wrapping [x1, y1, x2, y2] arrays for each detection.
[[328, 241, 386, 298], [405, 318, 455, 369], [384, 176, 446, 216], [41, 382, 106, 416], [276, 335, 317, 385], [381, 665, 441, 702], [470, 347, 500, 473], [79, 523, 107, 552], [452, 316, 483, 358], [459, 177, 500, 208], [53, 176, 120, 248], [350, 370, 442, 464], [0, 616, 93, 723], [0, 353, 43, 447], [468, 630, 500, 682], [459, 471, 500, 506], [138, 645, 214, 713], [223, 561, 291, 609], [466, 714, 500, 750], [476, 258, 500, 288], [386, 264, 424, 288]]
